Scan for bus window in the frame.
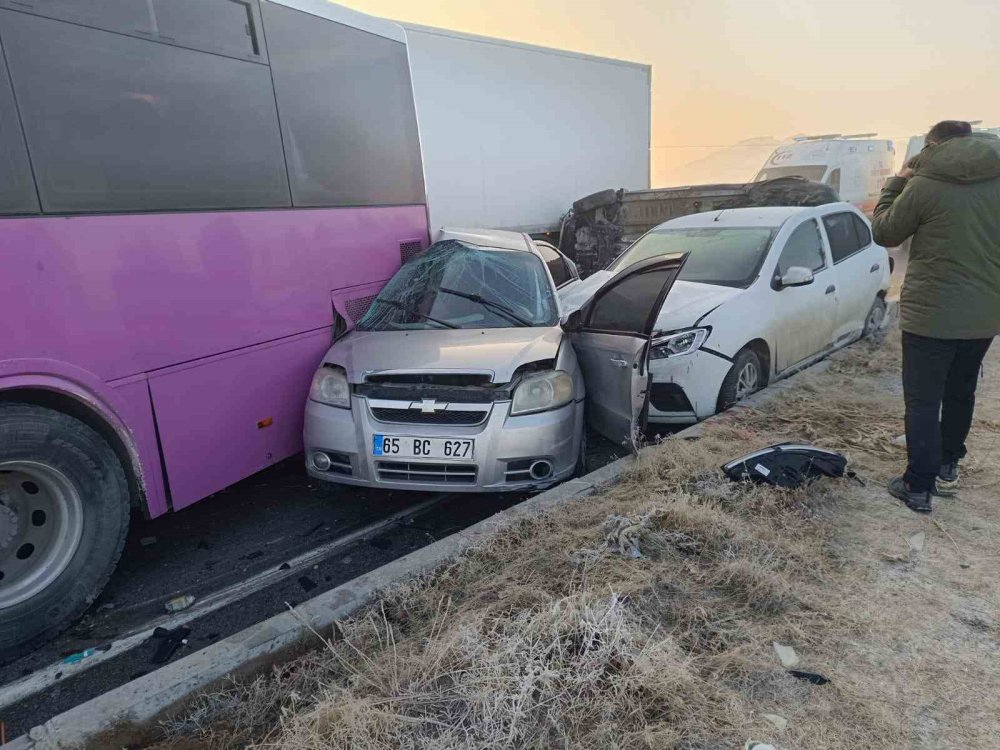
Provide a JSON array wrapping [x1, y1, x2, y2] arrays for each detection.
[[0, 9, 290, 213], [0, 0, 265, 62], [0, 36, 38, 214], [261, 1, 425, 208]]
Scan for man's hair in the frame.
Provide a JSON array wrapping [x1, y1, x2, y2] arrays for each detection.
[[926, 120, 973, 145]]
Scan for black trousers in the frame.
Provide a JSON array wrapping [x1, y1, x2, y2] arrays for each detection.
[[902, 331, 993, 491]]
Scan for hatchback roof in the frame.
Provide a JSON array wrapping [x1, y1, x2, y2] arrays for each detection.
[[438, 227, 534, 252]]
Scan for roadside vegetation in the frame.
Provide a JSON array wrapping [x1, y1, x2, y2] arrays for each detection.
[[134, 328, 1000, 750]]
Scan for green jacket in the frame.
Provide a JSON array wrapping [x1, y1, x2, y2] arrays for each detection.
[[872, 133, 1000, 339]]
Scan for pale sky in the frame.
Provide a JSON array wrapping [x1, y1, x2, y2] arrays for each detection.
[[337, 0, 1000, 184]]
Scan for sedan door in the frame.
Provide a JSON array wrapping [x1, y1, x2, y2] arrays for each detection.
[[569, 254, 687, 445], [822, 211, 886, 343], [770, 219, 838, 373]]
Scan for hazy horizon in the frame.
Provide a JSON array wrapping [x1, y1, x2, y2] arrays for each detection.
[[337, 0, 999, 186]]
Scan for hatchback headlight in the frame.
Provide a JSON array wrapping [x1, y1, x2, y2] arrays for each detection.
[[309, 365, 350, 408], [511, 370, 574, 416], [649, 328, 710, 360]]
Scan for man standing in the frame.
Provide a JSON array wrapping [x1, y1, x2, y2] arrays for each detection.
[[872, 121, 1000, 513]]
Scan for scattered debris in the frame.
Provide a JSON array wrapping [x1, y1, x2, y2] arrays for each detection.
[[892, 434, 907, 447], [788, 669, 831, 685], [908, 532, 926, 554], [601, 508, 702, 560], [139, 536, 157, 547], [164, 594, 196, 613], [722, 443, 848, 488], [772, 642, 800, 669], [761, 713, 788, 731], [150, 625, 191, 664], [62, 644, 112, 664], [298, 575, 317, 592], [278, 562, 291, 571], [745, 743, 777, 750], [341, 556, 353, 564]]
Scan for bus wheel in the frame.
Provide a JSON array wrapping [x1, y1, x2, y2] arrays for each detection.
[[0, 403, 130, 659]]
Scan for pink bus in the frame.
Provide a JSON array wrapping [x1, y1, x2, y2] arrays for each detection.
[[0, 0, 428, 655]]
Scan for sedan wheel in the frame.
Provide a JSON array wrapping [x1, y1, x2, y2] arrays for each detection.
[[717, 347, 765, 412], [735, 360, 760, 400]]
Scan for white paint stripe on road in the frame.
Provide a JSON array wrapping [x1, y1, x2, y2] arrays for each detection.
[[0, 494, 448, 713]]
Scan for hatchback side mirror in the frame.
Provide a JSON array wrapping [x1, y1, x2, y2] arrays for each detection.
[[778, 266, 815, 288]]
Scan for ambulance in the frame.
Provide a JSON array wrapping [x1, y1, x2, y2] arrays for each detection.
[[754, 134, 895, 215]]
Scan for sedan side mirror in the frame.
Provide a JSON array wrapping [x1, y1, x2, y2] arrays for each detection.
[[778, 266, 815, 288], [562, 308, 583, 333]]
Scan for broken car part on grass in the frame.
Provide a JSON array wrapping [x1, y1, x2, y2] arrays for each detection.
[[722, 443, 848, 488]]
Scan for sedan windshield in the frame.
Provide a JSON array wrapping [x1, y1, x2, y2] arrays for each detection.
[[609, 227, 774, 288], [357, 240, 558, 331]]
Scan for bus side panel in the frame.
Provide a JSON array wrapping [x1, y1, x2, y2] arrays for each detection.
[[0, 206, 427, 383], [148, 328, 332, 510], [108, 376, 170, 518]]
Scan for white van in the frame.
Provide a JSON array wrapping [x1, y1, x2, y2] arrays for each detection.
[[755, 135, 895, 215]]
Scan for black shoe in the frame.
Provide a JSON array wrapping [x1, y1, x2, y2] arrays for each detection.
[[888, 476, 932, 513], [937, 461, 959, 495]]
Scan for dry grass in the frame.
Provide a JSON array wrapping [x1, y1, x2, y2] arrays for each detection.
[[135, 330, 1000, 750]]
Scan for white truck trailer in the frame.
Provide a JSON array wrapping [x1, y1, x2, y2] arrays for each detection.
[[402, 23, 652, 235]]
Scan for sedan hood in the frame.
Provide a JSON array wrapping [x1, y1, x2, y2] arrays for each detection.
[[325, 327, 564, 383], [652, 280, 744, 331], [559, 273, 743, 331]]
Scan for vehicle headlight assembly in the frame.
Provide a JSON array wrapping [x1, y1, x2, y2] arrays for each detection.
[[649, 328, 710, 360], [511, 370, 574, 416], [309, 364, 350, 408]]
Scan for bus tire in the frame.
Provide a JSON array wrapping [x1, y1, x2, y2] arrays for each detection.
[[0, 403, 130, 660]]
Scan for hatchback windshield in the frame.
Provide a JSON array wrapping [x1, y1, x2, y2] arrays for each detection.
[[609, 227, 774, 288], [755, 165, 827, 182], [357, 240, 558, 331]]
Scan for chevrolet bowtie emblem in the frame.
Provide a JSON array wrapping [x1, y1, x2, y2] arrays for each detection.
[[416, 399, 446, 414]]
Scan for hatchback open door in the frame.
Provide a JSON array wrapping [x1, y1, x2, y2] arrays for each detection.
[[566, 253, 688, 448]]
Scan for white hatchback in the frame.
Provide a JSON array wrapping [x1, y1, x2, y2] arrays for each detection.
[[559, 203, 891, 425]]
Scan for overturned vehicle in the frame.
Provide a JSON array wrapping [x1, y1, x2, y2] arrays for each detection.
[[304, 229, 686, 492]]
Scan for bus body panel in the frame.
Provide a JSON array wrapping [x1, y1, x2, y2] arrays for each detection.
[[0, 205, 428, 513], [148, 328, 333, 510], [0, 207, 427, 382]]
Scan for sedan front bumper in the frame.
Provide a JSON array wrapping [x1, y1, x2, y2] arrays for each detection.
[[304, 396, 583, 492], [647, 349, 732, 423]]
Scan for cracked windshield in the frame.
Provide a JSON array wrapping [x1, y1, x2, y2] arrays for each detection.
[[357, 240, 559, 330]]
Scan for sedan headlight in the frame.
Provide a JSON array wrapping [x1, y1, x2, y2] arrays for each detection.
[[649, 328, 710, 360], [309, 364, 350, 408], [511, 370, 574, 416]]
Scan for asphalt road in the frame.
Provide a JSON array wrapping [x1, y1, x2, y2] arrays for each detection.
[[0, 430, 627, 737]]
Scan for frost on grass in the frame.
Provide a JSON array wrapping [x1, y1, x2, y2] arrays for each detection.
[[144, 336, 916, 750]]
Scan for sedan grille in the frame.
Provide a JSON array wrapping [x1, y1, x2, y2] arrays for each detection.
[[376, 461, 477, 484]]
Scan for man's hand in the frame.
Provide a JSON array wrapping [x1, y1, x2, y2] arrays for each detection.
[[897, 156, 916, 179]]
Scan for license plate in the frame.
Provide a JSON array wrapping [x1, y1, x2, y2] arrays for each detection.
[[372, 435, 474, 460]]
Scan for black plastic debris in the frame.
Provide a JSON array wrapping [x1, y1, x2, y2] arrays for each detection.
[[298, 575, 317, 592], [278, 562, 291, 571], [788, 669, 831, 685], [150, 625, 191, 664], [722, 443, 847, 488]]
